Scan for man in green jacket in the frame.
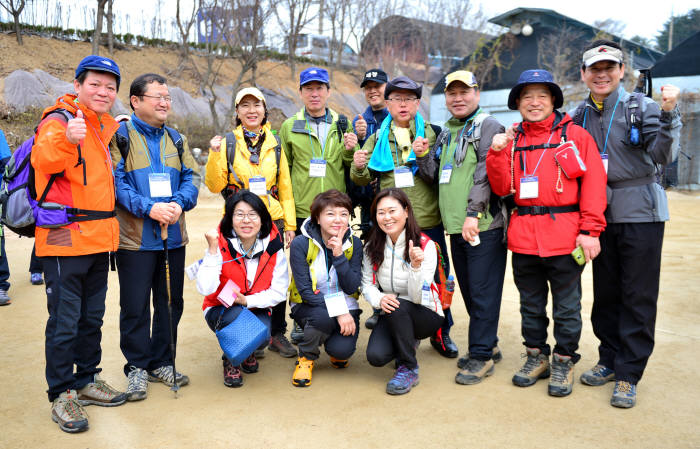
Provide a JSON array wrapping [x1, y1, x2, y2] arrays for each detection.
[[349, 76, 458, 358], [279, 67, 357, 231], [434, 70, 507, 385]]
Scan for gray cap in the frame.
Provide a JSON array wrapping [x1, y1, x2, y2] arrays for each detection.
[[384, 76, 422, 100]]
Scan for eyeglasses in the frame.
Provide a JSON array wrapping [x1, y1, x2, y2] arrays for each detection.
[[141, 94, 173, 103], [386, 97, 419, 105], [233, 211, 260, 221]]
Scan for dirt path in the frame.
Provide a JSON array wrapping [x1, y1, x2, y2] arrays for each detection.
[[0, 190, 698, 448]]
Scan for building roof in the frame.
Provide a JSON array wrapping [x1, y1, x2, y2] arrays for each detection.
[[651, 31, 700, 77]]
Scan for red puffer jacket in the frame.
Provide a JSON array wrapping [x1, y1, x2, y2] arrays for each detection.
[[486, 112, 606, 257]]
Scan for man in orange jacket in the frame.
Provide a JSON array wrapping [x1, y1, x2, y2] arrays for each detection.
[[32, 56, 127, 434]]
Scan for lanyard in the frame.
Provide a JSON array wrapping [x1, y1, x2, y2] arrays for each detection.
[[305, 111, 328, 159], [386, 243, 411, 269], [86, 120, 115, 179], [130, 121, 166, 173], [323, 245, 340, 295], [522, 131, 555, 176], [444, 121, 471, 165], [583, 96, 620, 155]]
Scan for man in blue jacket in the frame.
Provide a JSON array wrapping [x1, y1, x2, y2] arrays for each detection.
[[110, 73, 200, 401]]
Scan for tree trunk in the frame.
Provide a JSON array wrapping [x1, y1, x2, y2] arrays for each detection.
[[107, 0, 114, 54], [12, 12, 22, 45], [92, 0, 108, 55]]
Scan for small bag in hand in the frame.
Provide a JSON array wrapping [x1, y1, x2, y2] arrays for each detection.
[[215, 305, 269, 366], [555, 141, 587, 179]]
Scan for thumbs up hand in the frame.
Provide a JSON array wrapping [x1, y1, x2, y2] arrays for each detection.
[[344, 131, 358, 151], [408, 239, 424, 269], [412, 136, 430, 157], [355, 114, 367, 140], [66, 109, 87, 145]]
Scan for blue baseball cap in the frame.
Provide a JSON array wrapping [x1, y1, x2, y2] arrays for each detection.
[[507, 69, 563, 110], [300, 67, 329, 87], [75, 55, 121, 90]]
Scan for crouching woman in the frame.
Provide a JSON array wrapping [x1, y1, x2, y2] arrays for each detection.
[[196, 190, 289, 387], [362, 188, 444, 395], [289, 189, 363, 387]]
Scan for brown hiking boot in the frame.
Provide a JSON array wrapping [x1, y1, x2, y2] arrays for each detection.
[[512, 347, 550, 387], [77, 374, 128, 407], [269, 333, 297, 358], [548, 353, 574, 397], [455, 358, 495, 385], [52, 390, 89, 433]]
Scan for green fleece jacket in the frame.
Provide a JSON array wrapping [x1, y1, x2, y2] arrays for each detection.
[[279, 108, 356, 219], [350, 118, 441, 229]]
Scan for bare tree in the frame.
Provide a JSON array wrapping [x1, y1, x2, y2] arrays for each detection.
[[92, 0, 108, 54], [537, 24, 584, 88], [325, 0, 351, 70], [274, 0, 315, 80], [106, 0, 114, 54], [0, 0, 28, 45], [593, 18, 626, 40], [174, 0, 199, 77]]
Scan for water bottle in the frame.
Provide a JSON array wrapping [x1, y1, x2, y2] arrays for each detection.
[[443, 275, 455, 309], [445, 275, 455, 293]]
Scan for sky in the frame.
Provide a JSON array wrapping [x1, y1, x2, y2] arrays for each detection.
[[2, 0, 697, 48]]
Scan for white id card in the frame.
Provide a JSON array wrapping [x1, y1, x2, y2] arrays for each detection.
[[421, 283, 433, 307], [439, 164, 453, 184], [324, 291, 349, 317], [149, 172, 172, 198], [309, 159, 327, 178], [394, 166, 415, 188], [519, 176, 539, 199], [601, 154, 609, 174], [249, 176, 267, 196], [185, 259, 203, 281]]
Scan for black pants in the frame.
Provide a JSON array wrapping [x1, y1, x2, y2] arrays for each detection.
[[43, 253, 109, 401], [421, 223, 453, 334], [0, 235, 9, 291], [450, 229, 507, 360], [366, 299, 443, 370], [291, 303, 361, 361], [29, 244, 42, 274], [512, 253, 584, 363], [592, 222, 664, 383], [116, 246, 185, 376], [204, 305, 272, 362]]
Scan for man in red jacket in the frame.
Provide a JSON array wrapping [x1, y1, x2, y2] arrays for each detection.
[[486, 70, 606, 397]]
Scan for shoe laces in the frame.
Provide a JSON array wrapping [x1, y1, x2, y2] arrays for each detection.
[[392, 365, 416, 383], [243, 355, 257, 366], [551, 361, 570, 383], [224, 362, 241, 379], [275, 333, 292, 346], [520, 354, 542, 375], [90, 377, 118, 396], [591, 364, 608, 375], [58, 396, 87, 421], [154, 366, 178, 384], [616, 381, 633, 393], [126, 367, 148, 393]]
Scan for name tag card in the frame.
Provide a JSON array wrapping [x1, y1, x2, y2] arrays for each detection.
[[394, 166, 415, 188], [217, 279, 241, 308], [249, 176, 267, 196], [309, 159, 327, 178], [185, 259, 203, 281], [439, 164, 453, 184], [149, 173, 172, 198], [324, 291, 349, 317], [519, 176, 539, 199], [601, 154, 609, 174]]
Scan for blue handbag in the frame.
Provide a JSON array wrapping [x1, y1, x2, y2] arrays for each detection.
[[215, 305, 269, 366]]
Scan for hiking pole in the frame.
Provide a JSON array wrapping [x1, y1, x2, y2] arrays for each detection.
[[160, 223, 179, 397]]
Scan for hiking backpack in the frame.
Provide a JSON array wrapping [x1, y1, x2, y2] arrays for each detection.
[[114, 120, 185, 161]]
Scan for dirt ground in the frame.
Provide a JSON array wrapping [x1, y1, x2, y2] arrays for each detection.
[[0, 190, 698, 449]]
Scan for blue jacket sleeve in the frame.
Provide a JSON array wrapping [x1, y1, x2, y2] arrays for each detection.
[[171, 164, 199, 212], [289, 236, 325, 306], [0, 130, 11, 160], [114, 159, 156, 217]]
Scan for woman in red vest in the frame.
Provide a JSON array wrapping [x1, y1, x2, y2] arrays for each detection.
[[196, 190, 289, 387]]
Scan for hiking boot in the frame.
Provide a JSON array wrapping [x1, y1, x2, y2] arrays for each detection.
[[611, 381, 637, 408], [430, 332, 458, 358], [548, 353, 574, 397], [31, 272, 44, 285], [269, 333, 297, 358], [457, 347, 503, 369], [223, 359, 243, 388], [77, 374, 127, 406], [290, 323, 304, 345], [365, 309, 380, 329], [0, 289, 11, 306], [240, 354, 259, 374], [52, 390, 89, 433], [512, 347, 550, 387], [330, 357, 349, 369], [292, 357, 314, 387], [455, 358, 495, 385], [148, 365, 190, 387], [580, 364, 615, 386], [386, 365, 419, 395], [125, 366, 148, 401]]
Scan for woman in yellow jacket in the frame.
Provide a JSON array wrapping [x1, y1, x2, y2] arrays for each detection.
[[206, 87, 298, 357]]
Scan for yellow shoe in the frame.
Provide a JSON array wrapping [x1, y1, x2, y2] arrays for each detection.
[[292, 357, 313, 387], [330, 357, 349, 369]]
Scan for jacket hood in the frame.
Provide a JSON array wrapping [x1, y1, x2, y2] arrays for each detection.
[[517, 110, 570, 137]]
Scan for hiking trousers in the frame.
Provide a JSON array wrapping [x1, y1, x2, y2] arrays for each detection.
[[592, 222, 664, 384], [0, 235, 9, 291], [43, 252, 109, 401], [291, 303, 361, 361]]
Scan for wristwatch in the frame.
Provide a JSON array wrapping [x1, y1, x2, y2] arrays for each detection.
[[466, 211, 483, 219]]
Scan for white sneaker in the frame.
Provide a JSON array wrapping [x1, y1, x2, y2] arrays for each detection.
[[126, 366, 148, 401]]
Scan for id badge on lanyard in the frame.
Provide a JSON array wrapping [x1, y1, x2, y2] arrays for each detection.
[[601, 154, 609, 174], [439, 164, 453, 184], [394, 166, 414, 188], [149, 172, 172, 198], [185, 259, 203, 281], [309, 159, 327, 178], [519, 176, 539, 199], [324, 291, 349, 317], [249, 176, 267, 196]]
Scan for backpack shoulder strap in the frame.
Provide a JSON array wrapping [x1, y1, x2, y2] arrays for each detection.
[[225, 132, 243, 187], [164, 126, 184, 159], [273, 133, 282, 179], [467, 112, 490, 154], [115, 121, 130, 160], [306, 238, 320, 292]]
